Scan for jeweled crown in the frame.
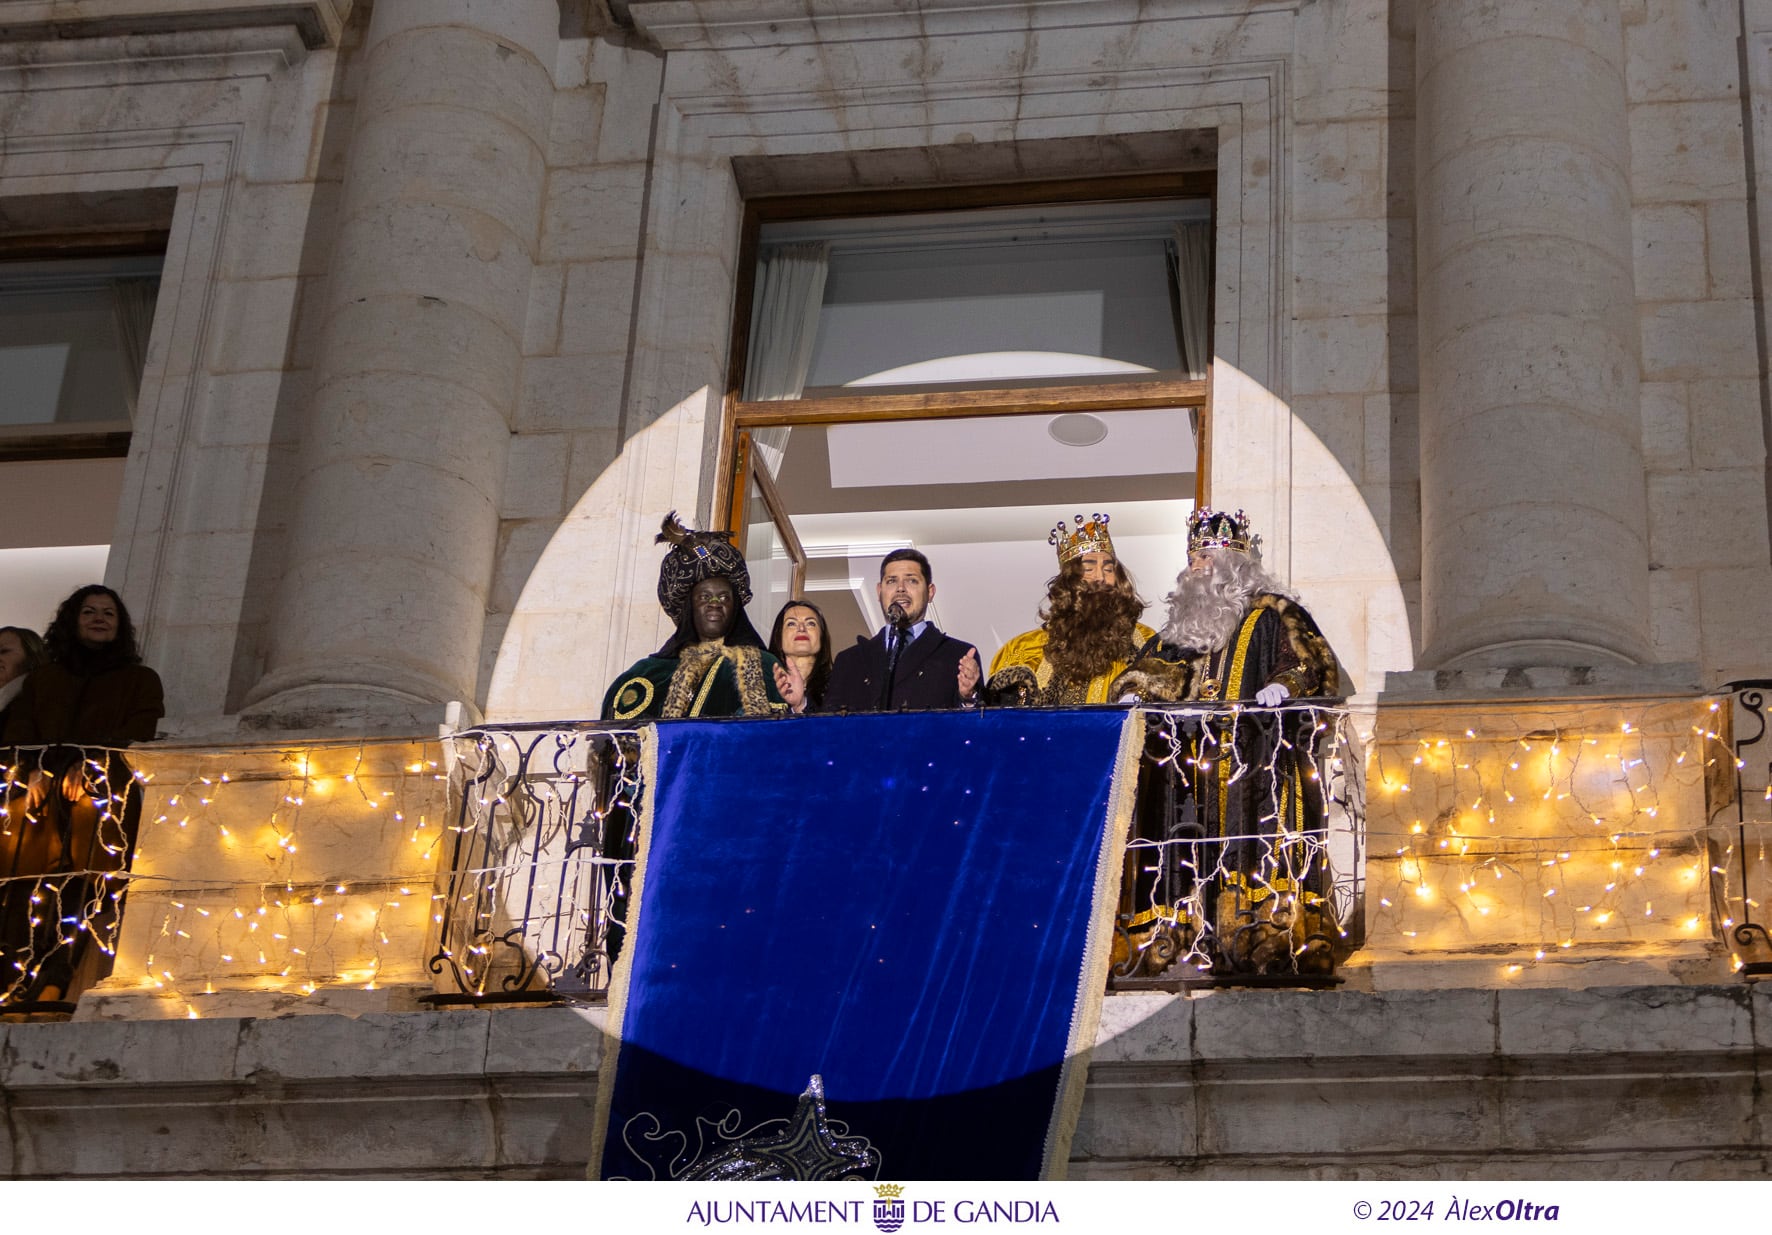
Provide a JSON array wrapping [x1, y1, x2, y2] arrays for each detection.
[[1049, 512, 1114, 564], [1187, 506, 1257, 555]]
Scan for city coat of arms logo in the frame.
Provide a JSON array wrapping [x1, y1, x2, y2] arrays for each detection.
[[872, 1183, 906, 1233]]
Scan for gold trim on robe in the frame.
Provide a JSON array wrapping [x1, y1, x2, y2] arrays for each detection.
[[987, 624, 1156, 706]]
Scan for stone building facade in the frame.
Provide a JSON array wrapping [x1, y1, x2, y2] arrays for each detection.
[[2, 0, 1771, 1178]]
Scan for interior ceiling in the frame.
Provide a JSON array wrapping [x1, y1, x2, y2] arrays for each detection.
[[826, 408, 1194, 488], [759, 408, 1197, 653], [774, 409, 1196, 526]]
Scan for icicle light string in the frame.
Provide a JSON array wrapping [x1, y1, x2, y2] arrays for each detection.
[[1364, 695, 1772, 974], [1, 737, 462, 1008], [1114, 703, 1363, 978]]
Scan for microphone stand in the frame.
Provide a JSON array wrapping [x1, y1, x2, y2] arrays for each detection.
[[879, 605, 912, 711]]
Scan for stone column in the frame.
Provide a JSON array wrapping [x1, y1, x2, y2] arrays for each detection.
[[245, 0, 558, 727], [1415, 0, 1651, 668]]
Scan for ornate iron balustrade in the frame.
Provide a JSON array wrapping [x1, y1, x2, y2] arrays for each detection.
[[1722, 681, 1772, 977], [1, 743, 146, 1012], [431, 705, 1365, 1003], [430, 722, 642, 1001]]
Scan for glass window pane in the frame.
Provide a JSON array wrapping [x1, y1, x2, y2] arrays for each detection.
[[808, 239, 1177, 388], [757, 198, 1207, 395], [769, 408, 1197, 655], [0, 255, 162, 427]]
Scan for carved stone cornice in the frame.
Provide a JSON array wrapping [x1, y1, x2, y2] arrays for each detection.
[[0, 0, 352, 50], [627, 0, 1303, 52]]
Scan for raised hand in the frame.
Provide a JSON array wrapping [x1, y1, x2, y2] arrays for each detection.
[[774, 660, 808, 713], [957, 647, 981, 698]]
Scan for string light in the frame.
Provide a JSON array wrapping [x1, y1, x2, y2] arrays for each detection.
[[1117, 703, 1361, 978], [3, 738, 451, 1008], [1365, 694, 1769, 976]]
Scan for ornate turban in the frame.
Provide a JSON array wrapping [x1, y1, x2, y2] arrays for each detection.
[[656, 512, 753, 621]]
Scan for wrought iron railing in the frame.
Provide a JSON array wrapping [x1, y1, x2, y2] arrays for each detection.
[[1721, 681, 1772, 977], [429, 722, 642, 1002], [429, 705, 1365, 1003], [1, 743, 145, 1012]]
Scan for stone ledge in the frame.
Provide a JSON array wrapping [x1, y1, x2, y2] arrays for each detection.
[[1, 987, 1765, 1177], [1380, 661, 1705, 704], [0, 1, 350, 50]]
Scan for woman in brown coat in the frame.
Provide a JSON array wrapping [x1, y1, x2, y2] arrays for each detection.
[[3, 587, 163, 748], [2, 586, 163, 1007]]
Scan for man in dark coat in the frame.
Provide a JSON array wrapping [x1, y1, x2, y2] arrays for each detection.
[[820, 549, 981, 713]]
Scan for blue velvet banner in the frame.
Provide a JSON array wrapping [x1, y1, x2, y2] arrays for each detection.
[[591, 708, 1140, 1181]]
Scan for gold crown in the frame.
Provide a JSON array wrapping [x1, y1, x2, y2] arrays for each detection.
[[874, 1184, 905, 1198], [1049, 512, 1114, 564], [1187, 506, 1257, 555]]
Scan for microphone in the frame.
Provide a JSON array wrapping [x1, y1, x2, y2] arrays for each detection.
[[887, 602, 910, 630]]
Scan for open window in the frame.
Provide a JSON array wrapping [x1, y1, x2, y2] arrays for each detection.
[[0, 224, 167, 630], [722, 177, 1211, 655]]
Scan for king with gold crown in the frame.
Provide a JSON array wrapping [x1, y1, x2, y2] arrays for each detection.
[[982, 512, 1157, 707]]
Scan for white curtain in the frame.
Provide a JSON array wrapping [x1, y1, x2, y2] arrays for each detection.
[[110, 277, 160, 417], [743, 241, 828, 476], [1170, 222, 1211, 380]]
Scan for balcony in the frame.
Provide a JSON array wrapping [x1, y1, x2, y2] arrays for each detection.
[[4, 689, 1764, 1018], [1, 692, 1768, 1178]]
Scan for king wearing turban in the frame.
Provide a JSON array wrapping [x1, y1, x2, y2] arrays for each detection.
[[601, 514, 791, 721]]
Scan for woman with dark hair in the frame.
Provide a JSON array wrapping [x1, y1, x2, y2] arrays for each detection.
[[1, 585, 162, 1007], [768, 599, 832, 712], [4, 585, 163, 749], [0, 625, 47, 733]]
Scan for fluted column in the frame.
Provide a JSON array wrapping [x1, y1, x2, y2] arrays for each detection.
[[1415, 0, 1651, 668], [246, 0, 558, 726]]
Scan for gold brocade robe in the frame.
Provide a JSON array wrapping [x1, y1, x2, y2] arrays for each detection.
[[985, 623, 1156, 706]]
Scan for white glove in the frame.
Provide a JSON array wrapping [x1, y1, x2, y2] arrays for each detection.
[[1254, 682, 1290, 708], [1117, 693, 1140, 705]]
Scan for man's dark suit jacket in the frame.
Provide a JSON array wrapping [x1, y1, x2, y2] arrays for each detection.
[[820, 624, 979, 713]]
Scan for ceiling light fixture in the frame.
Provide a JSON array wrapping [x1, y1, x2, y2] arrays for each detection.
[[1047, 413, 1109, 447]]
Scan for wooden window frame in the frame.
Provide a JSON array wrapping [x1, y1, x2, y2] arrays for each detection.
[[727, 430, 809, 600], [716, 173, 1216, 535]]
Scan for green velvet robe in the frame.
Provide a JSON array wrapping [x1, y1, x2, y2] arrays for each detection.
[[601, 641, 788, 720]]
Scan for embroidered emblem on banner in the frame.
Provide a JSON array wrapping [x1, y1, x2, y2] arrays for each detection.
[[618, 1074, 878, 1181]]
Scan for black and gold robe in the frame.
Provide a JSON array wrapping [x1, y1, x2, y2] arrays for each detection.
[[1110, 595, 1342, 976]]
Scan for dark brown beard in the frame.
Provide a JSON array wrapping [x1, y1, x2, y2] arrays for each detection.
[[1041, 579, 1145, 682]]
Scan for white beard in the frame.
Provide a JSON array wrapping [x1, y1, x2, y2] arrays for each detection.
[[1160, 571, 1249, 653], [1159, 550, 1291, 653]]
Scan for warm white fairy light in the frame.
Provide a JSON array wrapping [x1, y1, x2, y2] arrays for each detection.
[[1366, 693, 1772, 972], [1, 737, 469, 1009]]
